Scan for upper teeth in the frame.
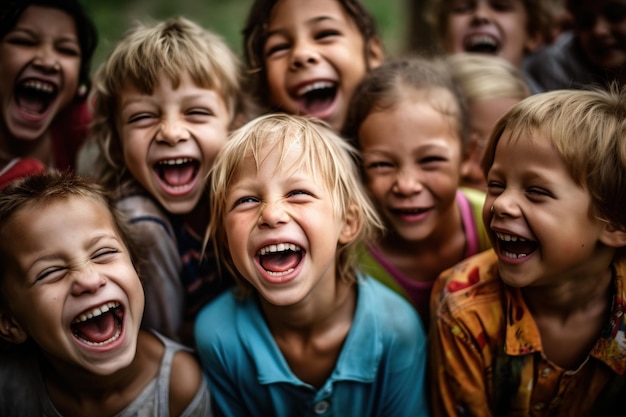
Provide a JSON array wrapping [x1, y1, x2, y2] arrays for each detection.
[[73, 302, 119, 323], [466, 35, 497, 48], [158, 158, 193, 166], [495, 232, 526, 242], [22, 80, 54, 94], [297, 81, 334, 96], [258, 243, 301, 255]]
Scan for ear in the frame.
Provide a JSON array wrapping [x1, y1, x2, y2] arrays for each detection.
[[599, 222, 626, 249], [0, 310, 28, 344], [339, 205, 362, 245], [365, 37, 384, 70]]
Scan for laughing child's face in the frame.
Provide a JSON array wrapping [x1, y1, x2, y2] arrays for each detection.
[[117, 71, 231, 214], [263, 0, 382, 131], [483, 131, 610, 288], [0, 196, 144, 376], [443, 0, 539, 67], [0, 5, 81, 144]]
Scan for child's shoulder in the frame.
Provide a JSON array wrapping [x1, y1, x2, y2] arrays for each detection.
[[141, 330, 210, 416], [356, 276, 424, 335], [433, 249, 501, 310]]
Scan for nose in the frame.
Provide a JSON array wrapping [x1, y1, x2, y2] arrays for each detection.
[[258, 200, 290, 228], [471, 1, 493, 23], [289, 40, 320, 70], [392, 169, 424, 196], [591, 15, 611, 38], [490, 190, 521, 218], [156, 118, 190, 145], [70, 265, 107, 297], [32, 44, 61, 73]]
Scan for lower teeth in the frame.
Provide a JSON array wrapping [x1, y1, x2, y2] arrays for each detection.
[[78, 327, 121, 347], [266, 268, 294, 277], [503, 251, 527, 259]]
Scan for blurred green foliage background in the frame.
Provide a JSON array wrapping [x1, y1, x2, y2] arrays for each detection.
[[81, 0, 413, 71]]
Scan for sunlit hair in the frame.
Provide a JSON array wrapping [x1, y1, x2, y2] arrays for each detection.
[[426, 0, 551, 55], [0, 170, 141, 299], [0, 0, 98, 97], [206, 113, 383, 296], [242, 0, 381, 110], [447, 53, 530, 102], [343, 55, 470, 152], [482, 87, 626, 258], [90, 16, 246, 188]]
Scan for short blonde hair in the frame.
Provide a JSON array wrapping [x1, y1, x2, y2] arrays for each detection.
[[90, 16, 246, 188], [482, 87, 626, 235], [447, 53, 530, 102], [207, 113, 383, 295]]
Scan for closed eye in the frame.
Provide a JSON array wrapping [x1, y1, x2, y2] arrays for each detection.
[[92, 248, 120, 263], [127, 113, 154, 124], [36, 266, 66, 282], [265, 41, 290, 58], [315, 29, 340, 40], [233, 196, 259, 207]]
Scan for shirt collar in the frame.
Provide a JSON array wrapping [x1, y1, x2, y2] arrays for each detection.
[[236, 277, 382, 387], [504, 261, 626, 375]]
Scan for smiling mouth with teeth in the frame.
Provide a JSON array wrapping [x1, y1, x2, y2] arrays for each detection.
[[154, 158, 200, 188], [295, 81, 337, 116], [464, 35, 500, 54], [71, 302, 123, 346], [495, 232, 538, 259], [258, 243, 303, 277], [15, 78, 58, 115]]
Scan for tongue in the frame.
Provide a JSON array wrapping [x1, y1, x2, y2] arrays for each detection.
[[73, 311, 117, 344], [298, 93, 334, 116], [17, 92, 47, 114], [260, 251, 301, 273], [501, 240, 537, 255], [163, 164, 195, 186]]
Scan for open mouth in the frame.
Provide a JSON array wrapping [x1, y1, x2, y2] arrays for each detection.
[[15, 79, 58, 115], [390, 207, 430, 216], [464, 34, 500, 54], [71, 302, 123, 347], [258, 243, 303, 277], [154, 158, 200, 189], [294, 81, 337, 116], [495, 232, 538, 259]]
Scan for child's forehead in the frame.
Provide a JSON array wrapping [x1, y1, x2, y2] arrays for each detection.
[[268, 0, 358, 29]]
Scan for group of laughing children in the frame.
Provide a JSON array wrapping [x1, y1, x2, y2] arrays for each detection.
[[1, 0, 626, 416]]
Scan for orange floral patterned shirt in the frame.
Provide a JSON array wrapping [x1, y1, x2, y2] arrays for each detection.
[[429, 249, 626, 417]]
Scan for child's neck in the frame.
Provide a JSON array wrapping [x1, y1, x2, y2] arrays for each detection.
[[522, 263, 614, 370], [377, 201, 466, 283], [42, 331, 161, 416], [262, 279, 357, 389], [0, 130, 52, 167]]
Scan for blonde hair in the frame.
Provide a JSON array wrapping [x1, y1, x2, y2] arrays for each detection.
[[90, 16, 246, 188], [447, 53, 530, 102], [207, 113, 383, 295], [482, 87, 626, 237]]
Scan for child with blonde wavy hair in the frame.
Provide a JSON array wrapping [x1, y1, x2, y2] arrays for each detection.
[[89, 16, 248, 346], [195, 114, 429, 417]]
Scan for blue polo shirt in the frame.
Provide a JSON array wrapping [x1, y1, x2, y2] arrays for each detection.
[[194, 276, 429, 417]]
